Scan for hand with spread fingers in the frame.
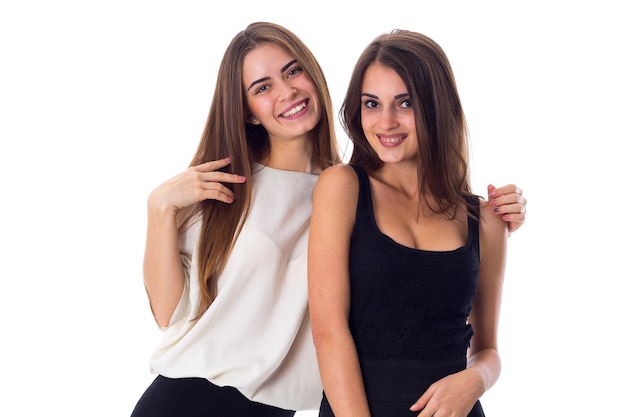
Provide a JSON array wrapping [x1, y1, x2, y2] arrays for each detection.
[[148, 157, 247, 214]]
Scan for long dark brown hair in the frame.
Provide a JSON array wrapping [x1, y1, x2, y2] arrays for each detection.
[[182, 22, 340, 317], [341, 29, 477, 218]]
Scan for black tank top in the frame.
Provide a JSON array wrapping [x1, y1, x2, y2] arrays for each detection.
[[348, 165, 480, 361]]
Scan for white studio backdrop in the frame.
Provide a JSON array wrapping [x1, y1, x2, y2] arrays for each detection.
[[0, 1, 624, 416]]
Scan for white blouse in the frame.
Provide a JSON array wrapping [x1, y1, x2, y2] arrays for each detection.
[[149, 164, 322, 411]]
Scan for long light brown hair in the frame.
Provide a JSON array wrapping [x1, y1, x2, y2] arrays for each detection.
[[182, 22, 340, 317], [341, 29, 478, 218]]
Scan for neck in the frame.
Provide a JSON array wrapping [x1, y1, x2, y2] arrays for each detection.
[[263, 135, 319, 173], [376, 161, 419, 195]]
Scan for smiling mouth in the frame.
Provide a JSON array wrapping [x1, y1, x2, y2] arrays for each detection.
[[281, 100, 308, 117], [378, 135, 406, 145]]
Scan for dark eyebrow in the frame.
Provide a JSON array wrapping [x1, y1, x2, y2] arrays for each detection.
[[247, 59, 299, 92], [361, 93, 410, 99], [247, 77, 270, 93], [281, 59, 298, 73]]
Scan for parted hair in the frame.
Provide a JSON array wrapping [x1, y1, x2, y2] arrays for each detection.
[[182, 22, 340, 317], [341, 30, 477, 218]]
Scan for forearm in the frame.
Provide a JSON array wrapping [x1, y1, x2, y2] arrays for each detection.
[[143, 202, 185, 327], [314, 328, 371, 417], [467, 347, 501, 395]]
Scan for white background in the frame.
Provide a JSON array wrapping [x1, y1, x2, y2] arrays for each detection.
[[1, 1, 624, 416]]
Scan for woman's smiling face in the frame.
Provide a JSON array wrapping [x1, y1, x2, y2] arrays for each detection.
[[243, 42, 321, 142], [360, 62, 418, 165]]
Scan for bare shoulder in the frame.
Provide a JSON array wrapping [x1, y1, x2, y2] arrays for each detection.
[[315, 164, 360, 196], [318, 164, 359, 183], [312, 164, 360, 225]]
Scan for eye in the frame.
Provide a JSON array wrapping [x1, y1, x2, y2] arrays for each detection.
[[363, 99, 380, 109], [286, 65, 303, 78], [254, 84, 270, 95], [399, 98, 412, 108]]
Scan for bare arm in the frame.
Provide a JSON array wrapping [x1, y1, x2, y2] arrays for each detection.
[[143, 158, 246, 327], [308, 165, 371, 417], [467, 199, 507, 390]]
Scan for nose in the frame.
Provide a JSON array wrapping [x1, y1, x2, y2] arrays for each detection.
[[379, 107, 399, 130], [277, 80, 297, 101]]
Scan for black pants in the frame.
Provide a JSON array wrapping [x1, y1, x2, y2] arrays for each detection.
[[130, 375, 296, 417]]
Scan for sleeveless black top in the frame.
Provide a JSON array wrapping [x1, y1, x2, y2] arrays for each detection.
[[348, 165, 480, 362]]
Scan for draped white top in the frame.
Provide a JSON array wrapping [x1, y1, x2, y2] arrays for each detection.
[[149, 164, 322, 411]]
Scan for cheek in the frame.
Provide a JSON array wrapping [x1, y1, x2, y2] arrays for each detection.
[[304, 81, 322, 112], [245, 96, 259, 114], [360, 113, 376, 134], [400, 113, 416, 129], [361, 117, 377, 145], [248, 98, 271, 118]]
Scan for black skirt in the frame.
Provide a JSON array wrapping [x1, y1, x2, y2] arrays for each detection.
[[319, 357, 485, 417]]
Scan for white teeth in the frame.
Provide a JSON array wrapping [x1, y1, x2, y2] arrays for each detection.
[[282, 102, 307, 117], [380, 136, 402, 143]]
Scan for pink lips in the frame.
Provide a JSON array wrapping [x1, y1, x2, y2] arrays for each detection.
[[377, 134, 406, 148], [280, 99, 308, 119]]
